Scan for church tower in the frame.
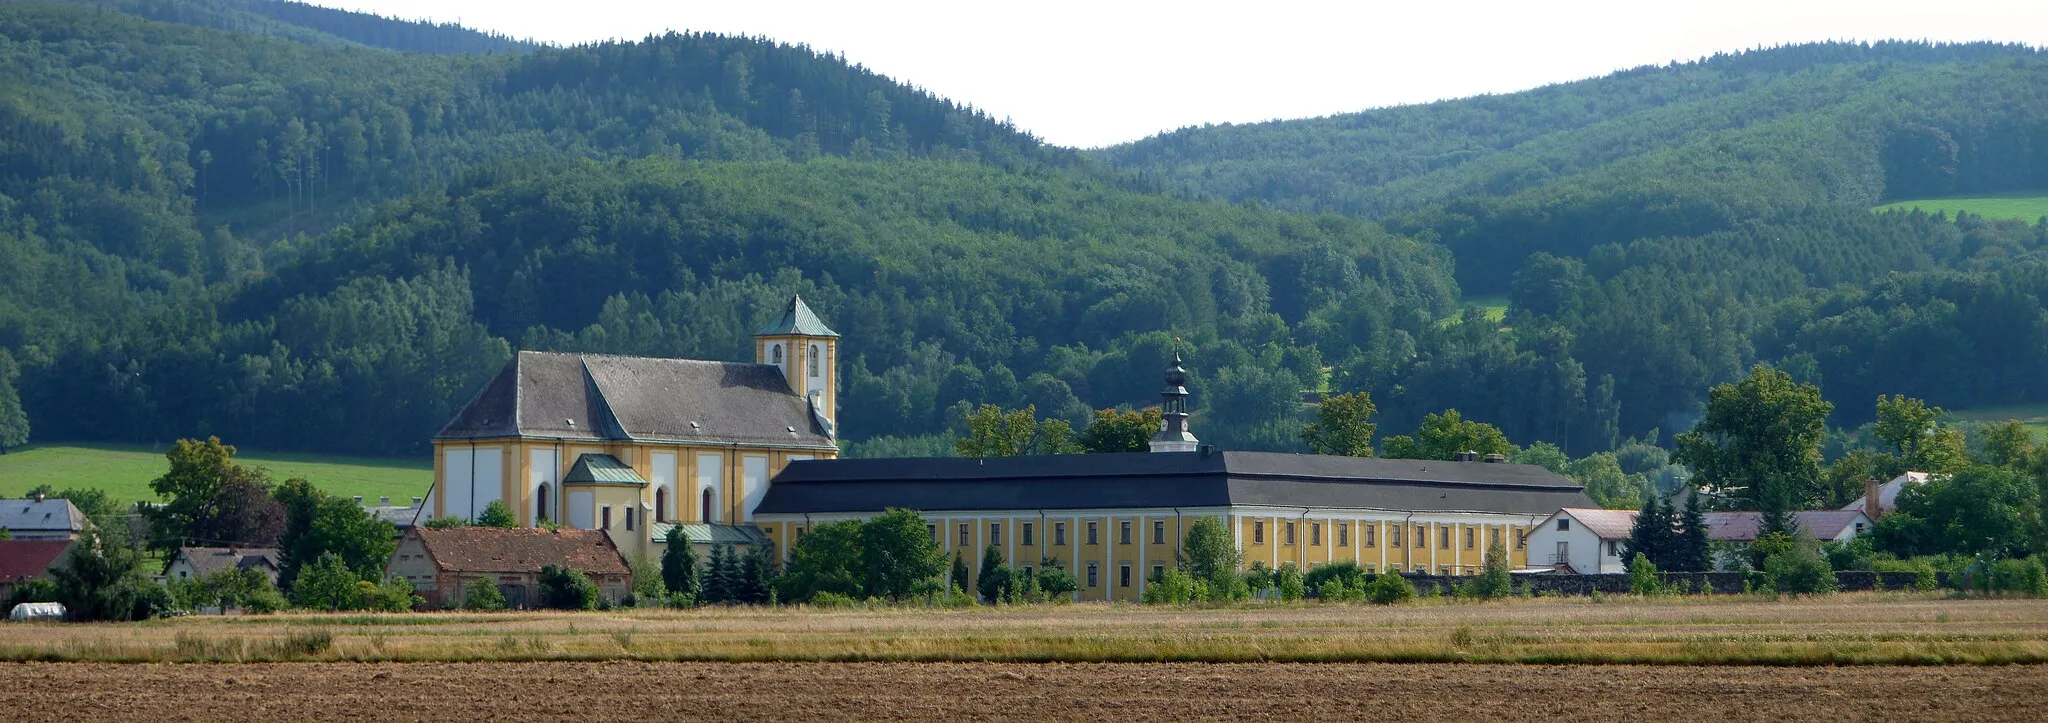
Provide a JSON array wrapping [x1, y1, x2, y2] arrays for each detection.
[[1150, 350, 1199, 453], [756, 295, 839, 435]]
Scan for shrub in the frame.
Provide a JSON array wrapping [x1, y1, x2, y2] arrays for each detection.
[[1991, 557, 2048, 596], [1627, 553, 1663, 596], [811, 591, 862, 608], [538, 565, 600, 610], [1315, 578, 1346, 602], [241, 585, 288, 614], [1275, 563, 1305, 601], [364, 578, 422, 612], [463, 582, 508, 611], [1303, 561, 1365, 591], [1473, 534, 1513, 599], [1242, 561, 1275, 595], [1765, 545, 1835, 596], [1871, 556, 1939, 590], [293, 553, 366, 611], [474, 501, 518, 528], [1036, 562, 1079, 598], [1365, 573, 1416, 605], [1142, 569, 1200, 604]]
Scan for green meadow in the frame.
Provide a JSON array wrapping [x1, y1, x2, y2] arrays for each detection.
[[0, 444, 430, 506], [1948, 404, 2048, 441], [1873, 191, 2048, 223]]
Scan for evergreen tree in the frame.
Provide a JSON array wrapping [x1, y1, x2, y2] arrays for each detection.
[[0, 349, 27, 453], [975, 545, 1009, 603], [950, 551, 970, 593], [1620, 495, 1671, 569], [702, 544, 734, 604], [740, 541, 777, 604], [1673, 492, 1712, 572], [661, 527, 699, 601]]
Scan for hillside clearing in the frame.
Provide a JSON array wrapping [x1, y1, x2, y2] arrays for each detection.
[[0, 444, 429, 505], [1873, 191, 2048, 222], [1948, 404, 2048, 440]]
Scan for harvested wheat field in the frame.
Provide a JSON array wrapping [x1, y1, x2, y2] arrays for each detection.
[[2, 660, 2044, 721]]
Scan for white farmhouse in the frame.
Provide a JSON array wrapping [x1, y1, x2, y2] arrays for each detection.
[[1523, 508, 1636, 574]]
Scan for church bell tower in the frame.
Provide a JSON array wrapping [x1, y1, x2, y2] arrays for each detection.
[[755, 295, 839, 436], [1149, 350, 1199, 453]]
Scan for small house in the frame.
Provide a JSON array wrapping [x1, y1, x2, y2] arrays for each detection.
[[385, 526, 631, 609], [0, 539, 75, 600], [0, 495, 87, 541], [164, 547, 281, 585], [1523, 508, 1637, 574]]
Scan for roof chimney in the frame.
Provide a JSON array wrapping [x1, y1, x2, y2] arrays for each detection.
[[1483, 453, 1507, 464], [379, 496, 391, 507], [32, 489, 45, 503], [1865, 477, 1882, 520], [1454, 451, 1478, 462], [412, 497, 424, 508], [353, 495, 364, 507]]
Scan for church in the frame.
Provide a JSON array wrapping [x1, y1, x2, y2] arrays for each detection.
[[426, 297, 1592, 598]]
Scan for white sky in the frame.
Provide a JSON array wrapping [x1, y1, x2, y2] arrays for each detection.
[[306, 0, 2047, 149]]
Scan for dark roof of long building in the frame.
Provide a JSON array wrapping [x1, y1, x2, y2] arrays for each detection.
[[436, 351, 834, 447], [757, 451, 1592, 516]]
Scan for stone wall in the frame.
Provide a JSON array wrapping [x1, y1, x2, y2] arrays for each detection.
[[1397, 570, 1932, 597]]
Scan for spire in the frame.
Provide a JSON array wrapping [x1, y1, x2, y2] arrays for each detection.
[[755, 294, 840, 338], [1150, 348, 1199, 453]]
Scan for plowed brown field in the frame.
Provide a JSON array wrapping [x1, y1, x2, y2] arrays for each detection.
[[3, 660, 2043, 721]]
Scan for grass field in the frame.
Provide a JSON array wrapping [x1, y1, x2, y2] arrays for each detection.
[[1948, 404, 2048, 441], [1442, 294, 1509, 328], [0, 444, 429, 504], [1873, 191, 2048, 222], [5, 594, 2046, 665]]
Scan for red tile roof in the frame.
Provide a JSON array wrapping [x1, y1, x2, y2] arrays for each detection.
[[412, 527, 629, 576], [0, 540, 72, 581]]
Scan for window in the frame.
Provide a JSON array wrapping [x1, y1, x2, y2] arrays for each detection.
[[1440, 527, 1451, 550], [1607, 540, 1618, 556], [1087, 522, 1099, 545], [1284, 522, 1295, 545], [990, 523, 1002, 547], [1388, 525, 1400, 548], [928, 524, 938, 543], [1366, 524, 1375, 547], [1389, 564, 1402, 573], [1153, 520, 1165, 545], [959, 524, 970, 547], [795, 527, 806, 540], [1119, 565, 1131, 588], [1338, 523, 1348, 547], [1254, 521, 1265, 544], [1022, 566, 1033, 578], [771, 344, 783, 365], [1087, 563, 1099, 587], [1515, 527, 1525, 549], [1311, 523, 1322, 546], [625, 507, 635, 531], [1152, 563, 1164, 580], [536, 486, 550, 524], [1055, 522, 1067, 546], [1022, 522, 1035, 546], [1465, 527, 1474, 549], [1558, 518, 1571, 531], [1120, 521, 1131, 545], [701, 492, 713, 524], [1416, 526, 1427, 548], [654, 488, 667, 523], [808, 345, 820, 377], [601, 506, 612, 530]]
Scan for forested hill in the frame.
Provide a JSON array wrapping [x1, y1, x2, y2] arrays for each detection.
[[2, 1, 2047, 475], [1104, 42, 2048, 220]]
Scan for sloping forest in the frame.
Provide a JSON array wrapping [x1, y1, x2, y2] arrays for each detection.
[[0, 0, 2045, 471]]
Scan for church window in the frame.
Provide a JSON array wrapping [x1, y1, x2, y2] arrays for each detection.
[[536, 486, 549, 524], [1054, 522, 1066, 546], [655, 488, 667, 523], [772, 344, 783, 365], [1086, 563, 1098, 588], [601, 506, 612, 530], [1253, 521, 1264, 544], [808, 345, 820, 378], [1087, 522, 1099, 546], [990, 523, 1002, 547], [625, 508, 635, 532], [1022, 522, 1034, 546], [1119, 521, 1131, 545], [1152, 520, 1165, 545]]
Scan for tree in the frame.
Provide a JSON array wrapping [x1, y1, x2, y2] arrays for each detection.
[[474, 501, 518, 528], [1509, 442, 1570, 474], [463, 581, 508, 611], [1672, 492, 1712, 572], [50, 524, 157, 621], [1380, 409, 1514, 461], [1035, 558, 1078, 597], [956, 404, 1080, 456], [1176, 516, 1245, 601], [859, 508, 946, 600], [701, 544, 737, 604], [1473, 532, 1512, 599], [0, 349, 26, 453], [1874, 394, 1940, 459], [1673, 365, 1832, 533], [774, 520, 862, 603], [1077, 407, 1163, 453], [273, 478, 396, 590], [949, 551, 970, 594], [293, 552, 364, 611], [1627, 553, 1662, 596], [975, 545, 1009, 603], [538, 565, 600, 610], [661, 527, 700, 601], [1872, 464, 2039, 558], [1980, 421, 2037, 469], [1300, 391, 1378, 457], [1620, 495, 1673, 569], [739, 542, 777, 604], [145, 437, 285, 551]]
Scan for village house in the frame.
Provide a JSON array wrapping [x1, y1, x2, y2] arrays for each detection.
[[0, 539, 74, 600], [0, 494, 88, 540], [1841, 472, 1928, 519], [164, 546, 281, 585], [1525, 507, 1876, 573], [385, 526, 631, 609]]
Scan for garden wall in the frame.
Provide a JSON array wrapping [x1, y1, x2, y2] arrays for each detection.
[[1397, 571, 1930, 597]]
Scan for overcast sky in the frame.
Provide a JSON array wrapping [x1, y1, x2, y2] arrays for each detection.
[[307, 0, 2047, 149]]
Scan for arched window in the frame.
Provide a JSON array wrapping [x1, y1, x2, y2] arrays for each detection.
[[655, 488, 668, 523], [701, 487, 717, 523], [535, 485, 549, 523], [808, 345, 820, 377], [771, 344, 783, 365]]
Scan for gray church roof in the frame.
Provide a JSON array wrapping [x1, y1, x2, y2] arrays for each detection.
[[757, 451, 1592, 516], [436, 351, 834, 448], [755, 295, 839, 337]]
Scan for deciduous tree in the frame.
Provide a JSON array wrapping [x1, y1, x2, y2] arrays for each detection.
[[1674, 365, 1832, 533], [1301, 391, 1378, 457]]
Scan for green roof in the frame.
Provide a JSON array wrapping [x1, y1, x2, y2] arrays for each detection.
[[755, 295, 839, 338], [562, 454, 647, 486], [651, 522, 771, 545]]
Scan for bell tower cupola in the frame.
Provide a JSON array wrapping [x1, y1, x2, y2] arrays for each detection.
[[755, 294, 840, 436], [1150, 349, 1199, 453]]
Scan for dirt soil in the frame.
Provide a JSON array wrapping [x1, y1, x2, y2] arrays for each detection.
[[4, 661, 2043, 721]]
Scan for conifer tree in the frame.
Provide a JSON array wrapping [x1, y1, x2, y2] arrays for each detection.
[[975, 545, 1009, 603], [702, 544, 734, 604], [1674, 492, 1712, 572], [661, 527, 699, 601], [1620, 495, 1671, 568], [950, 551, 970, 593]]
